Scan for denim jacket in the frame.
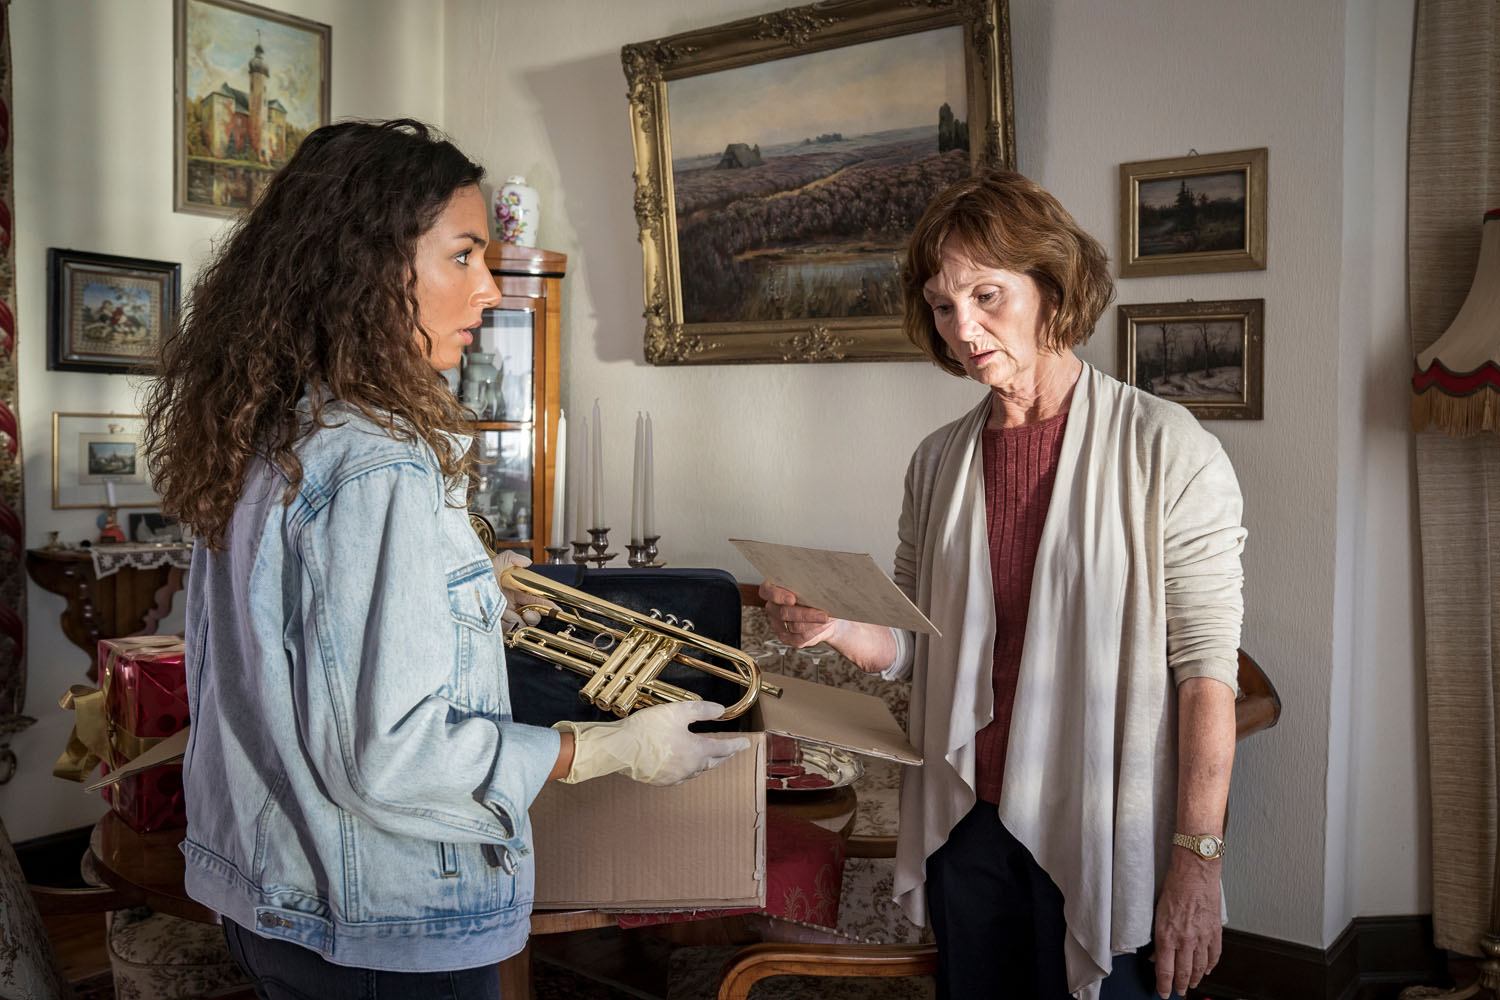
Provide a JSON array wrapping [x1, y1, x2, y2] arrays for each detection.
[[180, 402, 561, 972]]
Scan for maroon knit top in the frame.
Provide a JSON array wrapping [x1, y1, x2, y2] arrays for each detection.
[[974, 410, 1069, 805]]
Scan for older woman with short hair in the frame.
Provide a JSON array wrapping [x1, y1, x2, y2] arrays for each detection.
[[761, 169, 1244, 1000]]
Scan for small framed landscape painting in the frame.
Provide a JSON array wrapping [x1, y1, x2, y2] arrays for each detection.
[[1118, 299, 1264, 420], [47, 249, 180, 374], [1118, 148, 1267, 278], [52, 413, 157, 509], [622, 0, 1015, 365], [174, 0, 331, 216]]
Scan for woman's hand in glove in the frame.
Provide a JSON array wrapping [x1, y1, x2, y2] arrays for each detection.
[[552, 701, 751, 787], [490, 550, 559, 631]]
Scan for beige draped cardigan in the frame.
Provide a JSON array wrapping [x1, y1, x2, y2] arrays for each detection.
[[883, 364, 1245, 999]]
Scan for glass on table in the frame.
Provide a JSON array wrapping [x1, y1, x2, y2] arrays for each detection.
[[796, 643, 836, 685], [758, 638, 792, 676]]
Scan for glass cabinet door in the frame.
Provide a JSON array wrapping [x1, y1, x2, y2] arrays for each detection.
[[463, 294, 544, 554]]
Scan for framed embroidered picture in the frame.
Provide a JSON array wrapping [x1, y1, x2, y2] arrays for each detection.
[[47, 249, 180, 374]]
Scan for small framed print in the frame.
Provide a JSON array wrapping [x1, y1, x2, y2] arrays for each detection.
[[1118, 148, 1267, 277], [47, 249, 180, 373], [1118, 299, 1264, 420], [52, 412, 158, 509]]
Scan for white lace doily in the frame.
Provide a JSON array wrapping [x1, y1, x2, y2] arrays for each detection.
[[90, 542, 193, 579]]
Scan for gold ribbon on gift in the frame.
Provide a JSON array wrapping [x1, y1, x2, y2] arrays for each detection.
[[54, 634, 186, 783], [54, 684, 110, 782]]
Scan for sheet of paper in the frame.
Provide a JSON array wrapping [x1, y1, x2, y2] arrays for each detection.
[[83, 727, 189, 793], [730, 538, 939, 636]]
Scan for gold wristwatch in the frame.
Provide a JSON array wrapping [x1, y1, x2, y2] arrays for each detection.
[[1172, 833, 1226, 860]]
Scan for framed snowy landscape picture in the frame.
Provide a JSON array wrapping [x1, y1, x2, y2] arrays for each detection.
[[1118, 299, 1264, 420], [622, 0, 1015, 365]]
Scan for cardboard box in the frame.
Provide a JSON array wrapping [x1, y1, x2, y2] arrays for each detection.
[[528, 672, 920, 911], [94, 673, 920, 910]]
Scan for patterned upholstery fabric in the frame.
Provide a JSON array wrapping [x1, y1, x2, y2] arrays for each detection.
[[0, 817, 72, 1000], [105, 907, 249, 1000]]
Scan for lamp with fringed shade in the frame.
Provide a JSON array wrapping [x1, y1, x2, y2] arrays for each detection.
[[1412, 209, 1500, 435]]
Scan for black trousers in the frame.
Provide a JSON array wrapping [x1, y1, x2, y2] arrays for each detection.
[[222, 918, 502, 1000], [926, 802, 1180, 1000]]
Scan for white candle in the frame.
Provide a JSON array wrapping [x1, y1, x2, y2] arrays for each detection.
[[644, 413, 655, 538], [105, 480, 117, 508], [591, 399, 604, 530], [550, 410, 567, 548], [631, 413, 645, 544], [574, 417, 589, 543]]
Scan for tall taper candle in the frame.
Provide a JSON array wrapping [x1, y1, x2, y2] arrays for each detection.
[[105, 480, 117, 508], [591, 399, 604, 529], [631, 412, 645, 544], [643, 413, 655, 538], [550, 410, 567, 548], [574, 417, 589, 542]]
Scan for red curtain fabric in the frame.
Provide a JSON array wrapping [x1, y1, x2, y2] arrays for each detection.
[[0, 0, 26, 787]]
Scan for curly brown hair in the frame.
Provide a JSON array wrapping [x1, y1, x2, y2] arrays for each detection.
[[142, 120, 484, 549], [901, 169, 1114, 377]]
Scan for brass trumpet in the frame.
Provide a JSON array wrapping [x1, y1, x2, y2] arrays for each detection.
[[497, 566, 781, 720]]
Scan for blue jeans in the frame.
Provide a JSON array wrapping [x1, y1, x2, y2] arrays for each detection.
[[222, 918, 503, 1000], [926, 802, 1184, 1000]]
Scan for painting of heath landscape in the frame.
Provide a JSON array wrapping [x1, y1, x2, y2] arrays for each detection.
[[1135, 170, 1248, 258], [665, 27, 970, 324]]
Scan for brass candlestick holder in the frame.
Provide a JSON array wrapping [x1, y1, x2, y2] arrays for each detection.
[[626, 534, 665, 568]]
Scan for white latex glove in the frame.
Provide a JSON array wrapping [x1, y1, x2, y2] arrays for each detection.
[[552, 701, 752, 787], [490, 551, 559, 631]]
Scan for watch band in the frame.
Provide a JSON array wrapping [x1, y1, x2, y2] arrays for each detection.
[[1172, 832, 1226, 859]]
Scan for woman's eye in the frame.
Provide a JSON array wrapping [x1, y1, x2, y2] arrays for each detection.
[[931, 303, 952, 316], [976, 291, 997, 304], [455, 249, 471, 265]]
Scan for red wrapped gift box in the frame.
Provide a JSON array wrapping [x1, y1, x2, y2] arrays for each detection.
[[97, 636, 189, 833]]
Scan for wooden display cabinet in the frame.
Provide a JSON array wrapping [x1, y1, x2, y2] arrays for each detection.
[[463, 244, 566, 564]]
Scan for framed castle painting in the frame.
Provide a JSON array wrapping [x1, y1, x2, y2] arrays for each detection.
[[174, 0, 331, 217], [622, 0, 1014, 365]]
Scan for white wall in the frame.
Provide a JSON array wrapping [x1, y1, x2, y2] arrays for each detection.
[[4, 0, 445, 843], [442, 0, 1426, 948]]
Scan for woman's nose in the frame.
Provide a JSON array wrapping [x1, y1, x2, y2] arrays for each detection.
[[473, 268, 501, 307], [952, 305, 983, 341]]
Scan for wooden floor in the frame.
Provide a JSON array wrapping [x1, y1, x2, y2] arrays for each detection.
[[42, 909, 113, 985]]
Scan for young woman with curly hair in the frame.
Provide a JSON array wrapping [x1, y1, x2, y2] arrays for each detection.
[[143, 119, 746, 996]]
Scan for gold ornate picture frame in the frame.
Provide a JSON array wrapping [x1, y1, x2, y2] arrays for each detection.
[[1118, 148, 1268, 278], [1118, 299, 1265, 420], [621, 0, 1014, 366]]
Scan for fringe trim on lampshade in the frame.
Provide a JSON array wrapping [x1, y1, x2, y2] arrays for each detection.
[[1410, 385, 1500, 436]]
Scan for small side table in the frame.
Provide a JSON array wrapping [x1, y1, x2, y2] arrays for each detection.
[[25, 546, 190, 681]]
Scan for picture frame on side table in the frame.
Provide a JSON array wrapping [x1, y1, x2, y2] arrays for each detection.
[[1118, 299, 1264, 420], [47, 249, 180, 374], [174, 0, 331, 217], [52, 413, 158, 509], [1118, 147, 1267, 278], [622, 0, 1014, 365]]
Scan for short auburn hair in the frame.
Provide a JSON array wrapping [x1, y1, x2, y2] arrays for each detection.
[[901, 169, 1114, 376]]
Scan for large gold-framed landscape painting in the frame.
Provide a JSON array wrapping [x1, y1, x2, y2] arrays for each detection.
[[623, 0, 1014, 365]]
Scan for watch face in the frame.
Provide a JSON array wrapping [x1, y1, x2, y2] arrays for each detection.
[[1197, 836, 1221, 857]]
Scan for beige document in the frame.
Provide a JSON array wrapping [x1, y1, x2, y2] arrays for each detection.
[[730, 538, 940, 636]]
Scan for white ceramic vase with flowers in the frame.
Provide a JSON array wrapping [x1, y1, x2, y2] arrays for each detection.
[[493, 176, 539, 247]]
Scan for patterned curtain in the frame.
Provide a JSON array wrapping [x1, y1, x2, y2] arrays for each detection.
[[0, 0, 24, 787], [1408, 0, 1500, 956]]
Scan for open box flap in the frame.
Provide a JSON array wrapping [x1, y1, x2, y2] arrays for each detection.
[[755, 673, 921, 766]]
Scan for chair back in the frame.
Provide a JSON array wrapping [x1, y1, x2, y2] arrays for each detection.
[[0, 817, 72, 1000]]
